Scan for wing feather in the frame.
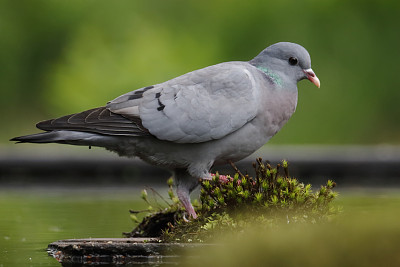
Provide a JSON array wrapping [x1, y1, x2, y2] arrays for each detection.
[[107, 62, 260, 143], [37, 62, 260, 142], [36, 107, 150, 136]]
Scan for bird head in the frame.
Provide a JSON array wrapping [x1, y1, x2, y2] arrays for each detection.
[[250, 42, 320, 88]]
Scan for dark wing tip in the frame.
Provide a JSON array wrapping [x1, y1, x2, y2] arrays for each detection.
[[10, 136, 21, 142], [10, 135, 34, 143], [36, 119, 54, 131]]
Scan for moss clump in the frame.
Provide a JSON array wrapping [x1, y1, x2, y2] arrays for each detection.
[[124, 178, 187, 238], [125, 159, 338, 242]]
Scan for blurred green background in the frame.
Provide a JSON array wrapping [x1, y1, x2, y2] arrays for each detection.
[[1, 0, 400, 145]]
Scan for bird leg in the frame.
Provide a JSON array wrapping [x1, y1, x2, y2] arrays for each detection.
[[176, 189, 197, 219], [174, 169, 200, 219]]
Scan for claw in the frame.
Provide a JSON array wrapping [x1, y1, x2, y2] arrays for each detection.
[[177, 188, 198, 220], [182, 214, 190, 222], [185, 202, 198, 219], [202, 172, 213, 180]]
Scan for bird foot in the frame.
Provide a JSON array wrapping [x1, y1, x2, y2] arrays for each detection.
[[202, 172, 213, 180], [211, 173, 232, 183], [182, 214, 190, 222], [185, 203, 198, 220], [177, 190, 198, 220]]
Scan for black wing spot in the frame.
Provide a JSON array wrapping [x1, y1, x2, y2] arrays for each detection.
[[128, 86, 155, 100], [128, 93, 143, 100], [143, 85, 154, 91], [157, 98, 165, 111], [155, 92, 161, 98]]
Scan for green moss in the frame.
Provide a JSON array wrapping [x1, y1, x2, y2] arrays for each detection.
[[126, 158, 339, 242]]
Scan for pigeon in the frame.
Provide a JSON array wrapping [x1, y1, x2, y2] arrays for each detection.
[[11, 42, 320, 219]]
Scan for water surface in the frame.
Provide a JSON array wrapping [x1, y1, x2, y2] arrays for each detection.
[[0, 187, 149, 266], [1, 186, 400, 266]]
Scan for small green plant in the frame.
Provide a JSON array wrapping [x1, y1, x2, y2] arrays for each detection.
[[125, 159, 338, 242], [199, 158, 337, 219], [124, 177, 186, 238]]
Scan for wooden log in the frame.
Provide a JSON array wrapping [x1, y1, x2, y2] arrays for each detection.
[[48, 238, 207, 265]]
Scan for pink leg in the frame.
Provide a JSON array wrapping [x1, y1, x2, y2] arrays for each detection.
[[174, 169, 199, 219], [176, 188, 197, 219]]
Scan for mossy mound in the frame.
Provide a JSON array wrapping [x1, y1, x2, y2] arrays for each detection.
[[124, 159, 338, 242]]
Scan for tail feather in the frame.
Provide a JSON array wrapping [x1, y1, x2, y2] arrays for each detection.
[[10, 130, 106, 146], [10, 131, 63, 144]]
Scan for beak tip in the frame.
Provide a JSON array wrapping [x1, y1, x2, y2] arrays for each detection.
[[314, 79, 321, 88], [304, 68, 320, 88]]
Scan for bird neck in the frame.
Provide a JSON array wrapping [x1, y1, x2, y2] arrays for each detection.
[[254, 65, 283, 87]]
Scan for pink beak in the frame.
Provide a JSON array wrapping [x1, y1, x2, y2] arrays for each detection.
[[303, 68, 320, 88]]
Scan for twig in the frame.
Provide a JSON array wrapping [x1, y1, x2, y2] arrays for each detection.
[[276, 164, 281, 180], [228, 160, 245, 179], [129, 209, 152, 214], [147, 186, 171, 207]]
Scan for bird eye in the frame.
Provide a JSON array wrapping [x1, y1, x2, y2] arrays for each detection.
[[288, 57, 298, 66]]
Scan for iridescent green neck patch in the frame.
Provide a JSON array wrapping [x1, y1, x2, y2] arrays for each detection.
[[256, 66, 283, 87]]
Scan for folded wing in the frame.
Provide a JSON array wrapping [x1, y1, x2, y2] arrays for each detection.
[[108, 62, 259, 143], [36, 106, 149, 137]]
